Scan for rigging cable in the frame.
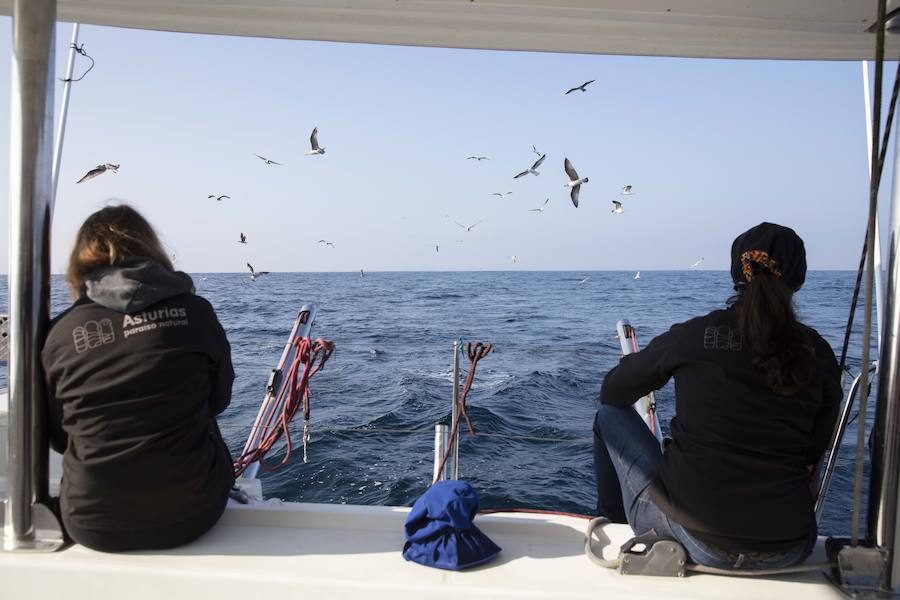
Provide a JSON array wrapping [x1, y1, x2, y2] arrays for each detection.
[[433, 341, 492, 483], [233, 336, 334, 477]]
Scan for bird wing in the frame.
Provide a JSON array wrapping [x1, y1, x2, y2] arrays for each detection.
[[455, 221, 467, 229], [310, 127, 319, 150], [564, 87, 578, 95], [76, 165, 105, 183], [570, 185, 580, 208], [268, 159, 282, 165], [247, 262, 254, 274], [254, 154, 268, 162], [543, 197, 550, 207], [513, 170, 529, 179], [564, 158, 578, 180], [219, 195, 230, 200], [582, 80, 595, 88], [258, 271, 270, 276], [466, 156, 477, 160], [208, 194, 216, 199], [327, 242, 334, 247], [470, 220, 482, 229], [528, 208, 541, 212], [532, 154, 546, 170], [491, 193, 503, 197]]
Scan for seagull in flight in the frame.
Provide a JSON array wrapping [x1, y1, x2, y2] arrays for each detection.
[[612, 201, 624, 214], [456, 220, 482, 232], [254, 154, 282, 165], [318, 239, 335, 248], [565, 80, 595, 95], [579, 276, 591, 284], [76, 163, 119, 183], [209, 194, 230, 201], [491, 192, 513, 198], [514, 154, 546, 179], [510, 255, 519, 264], [689, 258, 704, 269], [466, 156, 489, 161], [635, 271, 641, 279], [564, 158, 589, 207], [307, 127, 326, 155], [529, 198, 550, 214], [247, 263, 270, 282], [239, 232, 247, 244], [435, 245, 440, 253], [360, 269, 365, 278], [621, 185, 634, 196]]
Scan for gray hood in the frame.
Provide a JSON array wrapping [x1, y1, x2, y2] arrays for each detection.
[[84, 257, 194, 313]]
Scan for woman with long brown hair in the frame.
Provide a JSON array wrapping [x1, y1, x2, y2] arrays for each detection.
[[592, 222, 842, 570], [42, 204, 235, 551]]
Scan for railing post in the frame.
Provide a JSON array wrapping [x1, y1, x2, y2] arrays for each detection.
[[433, 423, 449, 482], [868, 93, 900, 589], [2, 0, 65, 551]]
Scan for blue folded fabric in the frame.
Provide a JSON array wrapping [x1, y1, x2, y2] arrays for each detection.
[[402, 480, 502, 571]]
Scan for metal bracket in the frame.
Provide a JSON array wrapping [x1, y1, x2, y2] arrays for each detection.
[[0, 500, 65, 552], [834, 546, 891, 594], [618, 539, 688, 577]]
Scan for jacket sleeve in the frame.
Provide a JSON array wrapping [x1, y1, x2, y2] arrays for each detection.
[[599, 322, 684, 407], [41, 346, 68, 454], [807, 343, 842, 466], [205, 302, 234, 417]]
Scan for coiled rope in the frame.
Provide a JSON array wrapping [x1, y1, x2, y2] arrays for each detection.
[[233, 337, 334, 477]]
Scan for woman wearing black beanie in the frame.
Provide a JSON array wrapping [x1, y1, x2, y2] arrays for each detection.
[[592, 222, 841, 570]]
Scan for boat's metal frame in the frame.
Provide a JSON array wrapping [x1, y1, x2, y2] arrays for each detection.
[[6, 0, 900, 592]]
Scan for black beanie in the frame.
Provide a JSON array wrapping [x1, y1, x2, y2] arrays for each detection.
[[730, 222, 806, 290]]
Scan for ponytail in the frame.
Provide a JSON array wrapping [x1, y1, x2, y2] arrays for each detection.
[[733, 271, 815, 395]]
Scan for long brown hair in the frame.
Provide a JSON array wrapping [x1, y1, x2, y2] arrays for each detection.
[[733, 270, 815, 395], [66, 204, 173, 298]]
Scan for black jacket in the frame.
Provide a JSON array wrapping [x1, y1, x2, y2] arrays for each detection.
[[600, 308, 841, 552], [42, 258, 235, 550]]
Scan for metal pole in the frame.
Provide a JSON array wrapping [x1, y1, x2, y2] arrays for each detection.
[[1, 0, 65, 551], [51, 22, 79, 209], [450, 341, 460, 479], [869, 89, 900, 589], [863, 60, 887, 352], [433, 423, 449, 482]]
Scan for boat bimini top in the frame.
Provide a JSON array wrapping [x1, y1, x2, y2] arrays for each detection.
[[1, 1, 900, 60]]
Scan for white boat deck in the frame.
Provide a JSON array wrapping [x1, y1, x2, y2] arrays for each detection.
[[0, 391, 842, 599]]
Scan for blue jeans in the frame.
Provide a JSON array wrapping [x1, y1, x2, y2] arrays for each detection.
[[592, 404, 816, 570]]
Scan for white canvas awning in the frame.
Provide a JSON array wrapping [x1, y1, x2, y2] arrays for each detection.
[[0, 1, 898, 61]]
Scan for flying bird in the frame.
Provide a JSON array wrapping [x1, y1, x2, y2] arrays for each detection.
[[529, 198, 550, 214], [621, 185, 634, 196], [565, 80, 595, 95], [435, 245, 440, 253], [510, 255, 519, 264], [514, 154, 546, 179], [466, 156, 489, 161], [307, 127, 326, 155], [76, 163, 119, 183], [612, 201, 624, 214], [564, 158, 589, 207], [208, 194, 230, 201], [318, 239, 335, 248], [455, 220, 482, 232], [579, 276, 591, 284], [247, 263, 270, 282], [491, 192, 513, 198], [239, 232, 247, 244], [254, 154, 282, 165], [635, 271, 641, 279], [360, 269, 365, 278], [690, 258, 705, 269]]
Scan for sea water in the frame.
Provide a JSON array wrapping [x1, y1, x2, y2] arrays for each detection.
[[0, 271, 876, 535]]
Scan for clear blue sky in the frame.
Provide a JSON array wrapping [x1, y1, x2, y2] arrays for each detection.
[[0, 19, 892, 273]]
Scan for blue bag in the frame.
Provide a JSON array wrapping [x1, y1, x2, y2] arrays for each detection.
[[402, 480, 502, 570]]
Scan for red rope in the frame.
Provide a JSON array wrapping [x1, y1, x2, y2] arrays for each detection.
[[233, 337, 334, 477], [433, 342, 492, 483]]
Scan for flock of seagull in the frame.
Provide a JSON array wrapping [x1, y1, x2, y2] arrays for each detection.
[[74, 78, 704, 277]]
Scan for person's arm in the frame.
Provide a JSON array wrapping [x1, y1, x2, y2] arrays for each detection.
[[807, 347, 842, 499], [41, 347, 68, 454], [204, 301, 234, 416], [599, 323, 684, 407]]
